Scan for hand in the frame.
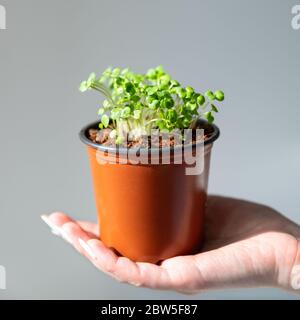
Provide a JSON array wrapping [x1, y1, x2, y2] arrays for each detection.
[[41, 196, 300, 294]]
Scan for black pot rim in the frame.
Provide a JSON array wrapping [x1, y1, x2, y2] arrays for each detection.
[[79, 119, 220, 155]]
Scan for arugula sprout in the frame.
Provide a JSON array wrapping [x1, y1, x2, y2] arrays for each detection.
[[79, 66, 224, 143]]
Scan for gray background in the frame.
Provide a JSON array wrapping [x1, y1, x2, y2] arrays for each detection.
[[0, 0, 299, 299]]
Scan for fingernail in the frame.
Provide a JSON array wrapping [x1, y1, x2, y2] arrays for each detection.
[[129, 282, 142, 287], [41, 215, 72, 244], [41, 215, 61, 234], [291, 265, 300, 290], [51, 229, 61, 236], [78, 238, 97, 260]]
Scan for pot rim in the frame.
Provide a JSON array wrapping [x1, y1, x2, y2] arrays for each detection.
[[79, 119, 220, 155]]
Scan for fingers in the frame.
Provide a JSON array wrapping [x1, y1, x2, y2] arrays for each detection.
[[41, 212, 73, 242], [42, 212, 98, 237], [41, 212, 173, 289], [41, 212, 98, 257], [78, 239, 172, 289], [78, 238, 139, 283], [45, 212, 73, 226], [77, 221, 99, 237], [43, 212, 237, 292], [135, 261, 171, 289]]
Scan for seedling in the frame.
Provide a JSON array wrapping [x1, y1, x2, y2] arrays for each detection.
[[80, 66, 224, 143]]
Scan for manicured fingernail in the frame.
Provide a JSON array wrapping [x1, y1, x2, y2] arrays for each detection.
[[78, 238, 97, 260], [41, 215, 61, 234], [129, 281, 142, 287], [291, 265, 300, 290], [41, 215, 72, 244], [51, 229, 61, 236]]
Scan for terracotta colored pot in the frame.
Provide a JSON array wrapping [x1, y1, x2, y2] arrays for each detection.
[[79, 121, 220, 263]]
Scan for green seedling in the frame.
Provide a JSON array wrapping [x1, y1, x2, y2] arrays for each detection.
[[80, 66, 224, 143]]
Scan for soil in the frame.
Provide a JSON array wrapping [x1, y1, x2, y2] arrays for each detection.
[[88, 121, 214, 149]]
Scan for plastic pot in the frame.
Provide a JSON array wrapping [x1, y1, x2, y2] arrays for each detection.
[[79, 121, 220, 263]]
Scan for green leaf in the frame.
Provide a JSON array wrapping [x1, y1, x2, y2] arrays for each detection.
[[112, 68, 120, 76], [204, 111, 214, 123], [211, 104, 219, 113], [176, 88, 186, 99], [121, 68, 129, 75], [131, 95, 140, 103], [205, 90, 215, 101], [121, 106, 131, 118], [146, 86, 158, 95], [155, 65, 165, 75], [183, 118, 191, 127], [99, 123, 104, 129], [125, 82, 136, 95], [116, 87, 123, 94], [215, 90, 225, 101], [170, 80, 180, 88], [133, 110, 141, 119], [110, 108, 120, 120], [79, 81, 88, 92], [197, 94, 205, 106], [99, 76, 106, 83], [88, 72, 96, 83], [115, 77, 123, 85], [187, 102, 197, 111], [167, 109, 178, 122], [146, 68, 156, 79], [135, 102, 143, 110], [87, 73, 96, 87], [103, 100, 110, 109], [98, 108, 105, 115], [185, 87, 195, 98], [160, 75, 171, 86], [157, 119, 167, 130], [149, 99, 159, 109], [103, 67, 112, 77], [161, 98, 174, 109], [101, 114, 110, 128]]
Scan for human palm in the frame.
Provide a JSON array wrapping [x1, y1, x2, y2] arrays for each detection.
[[42, 196, 300, 294]]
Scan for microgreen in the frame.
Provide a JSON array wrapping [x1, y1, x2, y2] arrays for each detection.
[[80, 66, 224, 143]]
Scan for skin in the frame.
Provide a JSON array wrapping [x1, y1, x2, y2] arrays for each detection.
[[42, 196, 300, 294]]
